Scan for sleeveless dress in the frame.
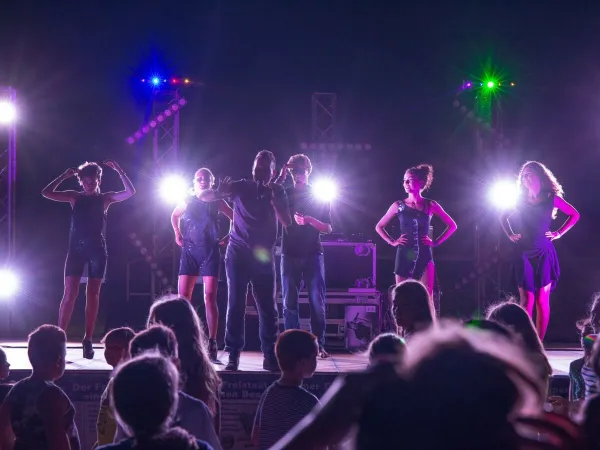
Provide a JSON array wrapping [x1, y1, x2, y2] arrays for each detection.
[[511, 193, 560, 292], [178, 195, 221, 277], [65, 193, 107, 278], [4, 378, 77, 450], [394, 200, 433, 280]]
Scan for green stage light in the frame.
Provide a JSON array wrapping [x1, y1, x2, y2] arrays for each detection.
[[486, 81, 495, 89]]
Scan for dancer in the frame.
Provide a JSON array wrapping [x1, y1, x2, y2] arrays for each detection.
[[278, 154, 332, 358], [42, 160, 135, 358], [500, 161, 579, 339], [199, 150, 292, 371], [171, 168, 233, 362], [375, 164, 457, 297]]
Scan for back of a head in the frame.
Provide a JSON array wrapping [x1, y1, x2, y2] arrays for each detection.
[[130, 325, 178, 359], [275, 329, 318, 372], [368, 333, 405, 365], [147, 296, 220, 406], [111, 353, 179, 440], [465, 319, 515, 341], [486, 302, 544, 355], [132, 427, 199, 450], [391, 280, 435, 332], [103, 327, 136, 347], [27, 325, 66, 369], [400, 323, 544, 450]]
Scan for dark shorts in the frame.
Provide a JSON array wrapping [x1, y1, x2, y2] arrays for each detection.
[[65, 242, 107, 279], [179, 244, 221, 277]]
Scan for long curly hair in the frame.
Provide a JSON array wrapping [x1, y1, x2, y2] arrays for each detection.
[[147, 297, 221, 415], [517, 161, 563, 218]]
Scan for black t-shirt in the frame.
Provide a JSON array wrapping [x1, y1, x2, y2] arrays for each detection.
[[180, 196, 220, 248], [282, 185, 332, 257], [228, 179, 287, 251]]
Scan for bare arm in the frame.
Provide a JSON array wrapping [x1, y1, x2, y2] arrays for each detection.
[[553, 196, 580, 238], [0, 399, 15, 450], [41, 169, 79, 204], [38, 388, 71, 450], [375, 202, 400, 245], [499, 209, 519, 239], [198, 177, 234, 202], [102, 161, 136, 206], [171, 204, 186, 246], [307, 216, 332, 234], [430, 201, 457, 247], [218, 199, 234, 221]]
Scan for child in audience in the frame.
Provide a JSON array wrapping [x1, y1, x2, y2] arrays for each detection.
[[148, 297, 221, 432], [271, 333, 406, 450], [368, 332, 405, 366], [95, 327, 135, 447], [0, 325, 80, 450], [570, 326, 596, 401], [252, 329, 320, 450], [98, 352, 213, 450], [112, 325, 221, 450], [0, 347, 12, 404]]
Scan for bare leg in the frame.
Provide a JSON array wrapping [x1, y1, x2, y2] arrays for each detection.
[[518, 287, 535, 317], [178, 275, 199, 301], [58, 276, 82, 332], [84, 278, 103, 341], [203, 276, 219, 340], [534, 284, 552, 340], [420, 262, 436, 316]]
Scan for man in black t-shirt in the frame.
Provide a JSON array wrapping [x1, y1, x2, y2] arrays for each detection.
[[199, 150, 292, 371], [279, 154, 332, 357]]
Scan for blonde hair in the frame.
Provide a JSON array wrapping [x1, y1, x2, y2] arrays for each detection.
[[287, 154, 313, 176]]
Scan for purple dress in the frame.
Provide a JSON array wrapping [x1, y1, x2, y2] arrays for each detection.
[[512, 193, 560, 292]]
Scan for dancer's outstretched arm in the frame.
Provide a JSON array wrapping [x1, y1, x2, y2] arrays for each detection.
[[41, 168, 79, 204]]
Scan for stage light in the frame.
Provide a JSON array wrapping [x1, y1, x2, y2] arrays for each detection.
[[0, 101, 16, 124], [488, 180, 519, 210], [159, 175, 188, 204], [184, 78, 190, 84], [0, 269, 19, 299], [152, 77, 160, 86], [486, 81, 495, 89], [312, 178, 338, 202], [510, 82, 516, 87]]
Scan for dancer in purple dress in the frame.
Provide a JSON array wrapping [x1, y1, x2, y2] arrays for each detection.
[[500, 161, 580, 340]]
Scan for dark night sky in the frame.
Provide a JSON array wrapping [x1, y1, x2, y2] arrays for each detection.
[[2, 0, 600, 337]]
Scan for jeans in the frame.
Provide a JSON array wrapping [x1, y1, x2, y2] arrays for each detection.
[[281, 254, 326, 348], [224, 246, 278, 356]]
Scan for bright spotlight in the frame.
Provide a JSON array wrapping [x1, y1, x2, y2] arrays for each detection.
[[0, 101, 16, 124], [151, 77, 160, 86], [0, 269, 19, 299], [159, 175, 189, 204], [312, 178, 338, 202], [488, 180, 519, 210]]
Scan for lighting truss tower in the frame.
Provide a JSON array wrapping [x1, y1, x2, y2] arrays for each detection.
[[126, 88, 186, 302], [150, 88, 181, 297], [0, 87, 17, 262], [311, 93, 337, 142]]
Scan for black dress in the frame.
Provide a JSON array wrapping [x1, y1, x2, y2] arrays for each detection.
[[394, 200, 433, 280], [511, 193, 560, 292]]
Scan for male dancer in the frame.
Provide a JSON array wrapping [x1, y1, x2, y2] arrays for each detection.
[[42, 160, 135, 358], [279, 154, 332, 358], [199, 150, 292, 371]]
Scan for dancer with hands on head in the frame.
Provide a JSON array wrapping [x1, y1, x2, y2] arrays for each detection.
[[42, 160, 135, 359], [499, 161, 580, 340], [171, 168, 233, 362], [375, 164, 457, 298]]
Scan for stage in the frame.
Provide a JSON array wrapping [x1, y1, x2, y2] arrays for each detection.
[[0, 342, 578, 450]]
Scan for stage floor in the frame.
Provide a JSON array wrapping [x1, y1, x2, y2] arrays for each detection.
[[0, 341, 580, 376]]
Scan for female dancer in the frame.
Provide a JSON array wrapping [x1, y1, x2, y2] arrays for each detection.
[[42, 160, 135, 358], [171, 168, 233, 362], [375, 164, 457, 298], [500, 161, 580, 339]]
